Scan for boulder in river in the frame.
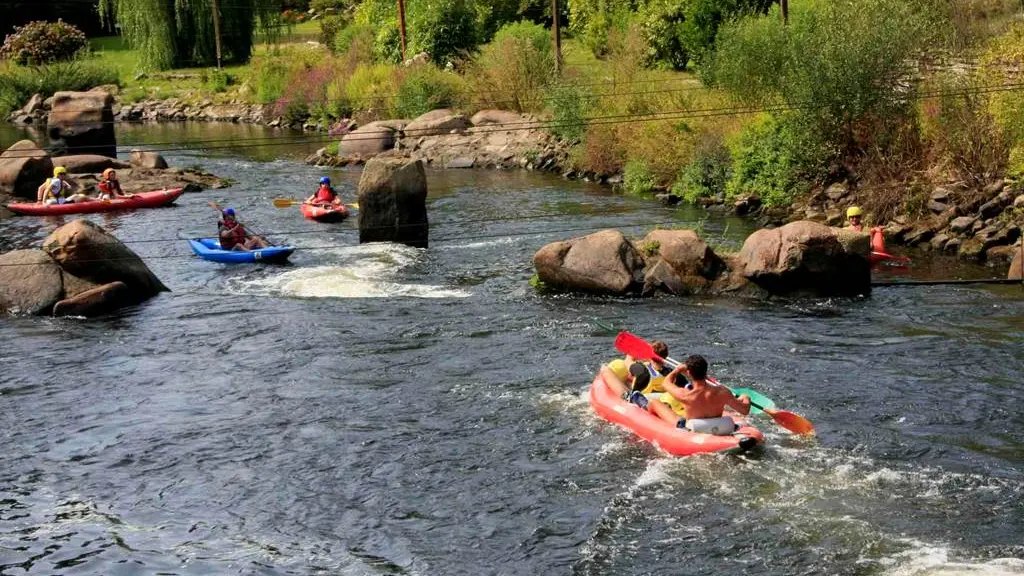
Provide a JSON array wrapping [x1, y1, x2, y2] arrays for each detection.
[[52, 281, 130, 317], [52, 154, 130, 174], [637, 229, 727, 295], [357, 158, 429, 248], [48, 91, 116, 158], [1010, 245, 1022, 281], [533, 230, 644, 295], [0, 140, 53, 199], [404, 109, 471, 137], [129, 150, 169, 170], [42, 219, 168, 303], [0, 249, 65, 315], [337, 122, 397, 157], [737, 220, 871, 296]]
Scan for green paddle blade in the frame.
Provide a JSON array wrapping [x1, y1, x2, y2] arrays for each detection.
[[731, 387, 775, 414]]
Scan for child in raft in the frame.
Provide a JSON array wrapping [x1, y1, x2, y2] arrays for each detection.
[[305, 176, 342, 207], [97, 169, 133, 200]]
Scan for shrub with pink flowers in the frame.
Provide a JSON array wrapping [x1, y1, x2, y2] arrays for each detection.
[[0, 20, 88, 66]]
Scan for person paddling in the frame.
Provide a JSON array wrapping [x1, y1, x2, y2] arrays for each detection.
[[97, 168, 132, 200], [37, 166, 87, 205], [846, 206, 886, 253], [305, 176, 342, 207], [646, 355, 751, 434], [218, 208, 270, 251], [624, 339, 672, 394]]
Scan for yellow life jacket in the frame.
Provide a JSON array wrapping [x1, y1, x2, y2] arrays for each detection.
[[43, 178, 68, 200]]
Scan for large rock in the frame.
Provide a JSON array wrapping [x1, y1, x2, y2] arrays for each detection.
[[52, 154, 129, 173], [638, 230, 727, 295], [337, 122, 397, 157], [357, 159, 429, 248], [48, 91, 116, 158], [0, 250, 64, 315], [470, 109, 530, 127], [737, 220, 871, 296], [128, 150, 168, 169], [42, 220, 168, 302], [53, 281, 129, 317], [403, 109, 470, 137], [533, 230, 643, 295], [1010, 245, 1022, 280], [0, 140, 53, 198]]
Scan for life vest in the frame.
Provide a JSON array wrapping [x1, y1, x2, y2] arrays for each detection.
[[44, 178, 68, 200], [98, 179, 119, 195], [641, 362, 671, 394], [314, 184, 336, 204], [219, 221, 246, 248]]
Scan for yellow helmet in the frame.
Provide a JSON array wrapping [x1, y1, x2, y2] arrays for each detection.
[[53, 166, 67, 177], [846, 206, 863, 218]]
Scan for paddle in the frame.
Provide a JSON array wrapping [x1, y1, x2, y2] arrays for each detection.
[[272, 197, 359, 209], [207, 201, 274, 247], [613, 331, 815, 436]]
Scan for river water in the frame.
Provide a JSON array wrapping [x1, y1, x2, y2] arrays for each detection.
[[1, 123, 1023, 576]]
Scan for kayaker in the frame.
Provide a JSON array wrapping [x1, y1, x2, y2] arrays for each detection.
[[601, 360, 652, 405], [37, 166, 87, 205], [846, 206, 886, 253], [97, 168, 132, 200], [649, 355, 752, 434], [624, 339, 672, 394], [218, 208, 270, 251], [306, 176, 341, 206]]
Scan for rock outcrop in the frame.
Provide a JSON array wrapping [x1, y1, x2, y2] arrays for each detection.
[[738, 221, 870, 296], [1010, 245, 1023, 281], [129, 150, 169, 169], [48, 91, 116, 158], [0, 140, 53, 198], [534, 230, 644, 295], [403, 109, 471, 137], [337, 122, 398, 157], [532, 221, 871, 298], [52, 154, 130, 173], [0, 220, 167, 317], [357, 159, 429, 248]]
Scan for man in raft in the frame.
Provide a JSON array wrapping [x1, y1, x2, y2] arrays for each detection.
[[218, 208, 270, 251], [846, 206, 886, 253], [37, 166, 88, 205], [305, 176, 342, 207]]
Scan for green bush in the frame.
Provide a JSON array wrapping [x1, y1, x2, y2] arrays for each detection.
[[407, 0, 479, 66], [320, 15, 348, 48], [345, 63, 396, 114], [725, 114, 831, 208], [546, 82, 590, 142], [680, 0, 773, 69], [394, 65, 464, 118], [0, 20, 88, 65], [251, 57, 291, 104], [711, 0, 940, 150], [205, 68, 231, 92], [672, 136, 731, 204], [623, 159, 656, 195], [0, 60, 120, 118], [567, 0, 633, 58], [471, 21, 554, 113], [335, 23, 375, 57], [636, 0, 688, 69]]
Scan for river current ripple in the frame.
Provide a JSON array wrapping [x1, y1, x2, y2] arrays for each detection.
[[1, 124, 1023, 575]]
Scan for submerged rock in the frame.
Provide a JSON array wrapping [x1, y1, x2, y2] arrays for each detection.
[[0, 250, 64, 315]]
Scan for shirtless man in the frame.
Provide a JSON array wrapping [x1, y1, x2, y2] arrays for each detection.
[[649, 355, 751, 432]]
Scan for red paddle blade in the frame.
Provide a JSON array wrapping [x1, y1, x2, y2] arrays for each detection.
[[769, 409, 815, 436], [614, 332, 664, 363]]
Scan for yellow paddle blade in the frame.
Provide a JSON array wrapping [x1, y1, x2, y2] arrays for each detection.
[[273, 198, 300, 208], [348, 202, 359, 210]]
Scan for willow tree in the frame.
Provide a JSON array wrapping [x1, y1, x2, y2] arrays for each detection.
[[99, 0, 282, 70]]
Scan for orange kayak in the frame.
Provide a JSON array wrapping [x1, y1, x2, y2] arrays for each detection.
[[300, 202, 349, 223], [6, 188, 184, 216], [589, 370, 764, 456]]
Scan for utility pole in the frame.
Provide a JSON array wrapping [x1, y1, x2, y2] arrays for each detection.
[[211, 0, 223, 69], [552, 0, 562, 74], [397, 0, 408, 62], [780, 0, 788, 25]]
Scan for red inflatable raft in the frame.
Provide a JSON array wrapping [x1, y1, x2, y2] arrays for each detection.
[[6, 188, 185, 216], [869, 250, 911, 267], [300, 202, 349, 223], [589, 370, 764, 456]]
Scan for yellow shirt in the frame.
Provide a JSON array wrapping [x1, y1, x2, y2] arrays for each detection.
[[606, 359, 667, 395]]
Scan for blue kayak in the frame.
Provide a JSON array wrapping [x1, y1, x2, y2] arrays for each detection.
[[188, 238, 294, 264]]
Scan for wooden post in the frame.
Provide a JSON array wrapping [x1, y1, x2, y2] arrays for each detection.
[[211, 0, 223, 69], [780, 0, 788, 25], [397, 0, 408, 62], [552, 0, 562, 74]]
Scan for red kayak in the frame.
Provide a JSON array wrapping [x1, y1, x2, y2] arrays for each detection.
[[589, 370, 764, 456], [6, 188, 185, 216], [300, 202, 349, 223]]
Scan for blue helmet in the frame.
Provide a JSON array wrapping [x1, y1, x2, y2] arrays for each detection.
[[222, 208, 235, 217], [319, 176, 331, 185]]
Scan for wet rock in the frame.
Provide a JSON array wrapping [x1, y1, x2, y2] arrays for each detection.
[[0, 140, 52, 198], [42, 219, 168, 302], [949, 216, 976, 233], [444, 157, 475, 169], [470, 110, 531, 127], [1010, 245, 1022, 280], [534, 230, 643, 295], [734, 195, 761, 216], [903, 225, 935, 246], [404, 109, 470, 137], [642, 259, 686, 295], [958, 238, 985, 260], [978, 191, 1013, 220], [980, 225, 1021, 251], [825, 183, 848, 201], [129, 150, 169, 169], [944, 238, 961, 253], [655, 193, 681, 205], [52, 154, 130, 173], [22, 93, 44, 115], [52, 281, 129, 317], [930, 233, 950, 251], [357, 158, 429, 248], [737, 220, 870, 296], [640, 229, 727, 295], [884, 223, 913, 244], [48, 91, 116, 158], [985, 244, 1019, 264], [0, 250, 64, 315]]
